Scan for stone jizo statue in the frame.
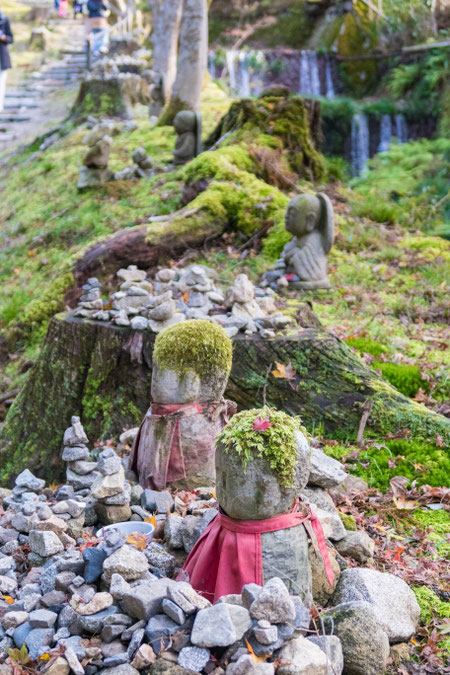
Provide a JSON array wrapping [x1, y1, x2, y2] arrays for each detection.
[[130, 319, 236, 490], [182, 407, 334, 604], [172, 110, 202, 165], [282, 193, 334, 289]]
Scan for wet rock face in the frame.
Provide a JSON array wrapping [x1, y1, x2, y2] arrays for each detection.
[[215, 431, 310, 520]]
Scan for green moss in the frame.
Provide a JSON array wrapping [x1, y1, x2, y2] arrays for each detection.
[[336, 9, 378, 96], [325, 438, 450, 490], [21, 272, 74, 329], [373, 361, 425, 398], [345, 338, 390, 357], [217, 406, 304, 487], [250, 1, 313, 48], [153, 319, 232, 378], [413, 586, 450, 625], [339, 513, 357, 531]]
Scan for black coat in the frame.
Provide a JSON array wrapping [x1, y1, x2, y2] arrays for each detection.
[[0, 15, 13, 71]]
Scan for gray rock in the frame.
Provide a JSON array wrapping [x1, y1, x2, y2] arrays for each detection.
[[308, 448, 347, 489], [130, 316, 148, 331], [277, 635, 327, 674], [145, 613, 188, 653], [254, 621, 277, 645], [121, 579, 173, 620], [25, 627, 54, 659], [313, 507, 346, 542], [167, 586, 196, 615], [141, 490, 174, 514], [178, 646, 210, 671], [321, 601, 390, 675], [98, 449, 122, 476], [250, 578, 296, 624], [41, 590, 66, 607], [103, 545, 148, 582], [242, 583, 263, 609], [29, 609, 57, 628], [109, 573, 132, 599], [40, 564, 59, 594], [165, 514, 184, 549], [62, 446, 89, 462], [15, 469, 45, 492], [122, 619, 146, 642], [102, 624, 125, 642], [100, 666, 139, 675], [77, 606, 119, 633], [335, 531, 375, 564], [191, 603, 251, 648], [227, 654, 274, 675], [162, 598, 186, 625], [127, 626, 145, 657], [145, 543, 176, 576], [13, 621, 31, 648], [29, 531, 64, 557], [68, 461, 97, 476], [57, 605, 76, 629], [307, 635, 344, 675], [66, 468, 100, 491], [261, 524, 312, 604], [331, 568, 420, 643]]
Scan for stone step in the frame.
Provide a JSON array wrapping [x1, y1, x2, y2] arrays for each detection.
[[4, 102, 39, 109], [0, 114, 31, 122]]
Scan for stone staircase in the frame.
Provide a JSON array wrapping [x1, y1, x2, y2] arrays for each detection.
[[0, 16, 87, 150]]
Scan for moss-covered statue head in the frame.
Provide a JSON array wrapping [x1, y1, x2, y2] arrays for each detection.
[[216, 407, 311, 520], [173, 110, 196, 134], [152, 319, 233, 404]]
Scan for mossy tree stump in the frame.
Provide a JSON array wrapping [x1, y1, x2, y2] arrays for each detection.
[[0, 314, 447, 483]]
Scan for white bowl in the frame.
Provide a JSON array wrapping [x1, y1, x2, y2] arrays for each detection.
[[96, 521, 155, 539]]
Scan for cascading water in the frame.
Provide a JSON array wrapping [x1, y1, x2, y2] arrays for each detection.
[[378, 114, 392, 153], [222, 50, 266, 97], [239, 52, 251, 98], [351, 113, 370, 176], [226, 50, 237, 93], [208, 52, 215, 78], [299, 50, 321, 96], [395, 114, 408, 144], [325, 55, 335, 98]]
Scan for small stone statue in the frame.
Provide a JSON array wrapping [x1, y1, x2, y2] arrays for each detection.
[[172, 110, 202, 165], [129, 319, 236, 490], [262, 192, 334, 290], [148, 72, 165, 118], [182, 407, 334, 604]]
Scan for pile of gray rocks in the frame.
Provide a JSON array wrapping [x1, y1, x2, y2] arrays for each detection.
[[73, 264, 299, 337]]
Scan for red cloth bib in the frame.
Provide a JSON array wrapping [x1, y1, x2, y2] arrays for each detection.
[[181, 504, 334, 602]]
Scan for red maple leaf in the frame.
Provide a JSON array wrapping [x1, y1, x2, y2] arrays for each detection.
[[252, 416, 274, 431]]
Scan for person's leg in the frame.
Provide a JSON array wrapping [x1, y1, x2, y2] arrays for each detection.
[[0, 70, 7, 113], [91, 28, 101, 55], [98, 28, 109, 53]]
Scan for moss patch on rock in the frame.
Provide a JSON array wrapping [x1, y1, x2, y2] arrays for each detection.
[[153, 319, 233, 378], [217, 406, 304, 486], [372, 361, 425, 398]]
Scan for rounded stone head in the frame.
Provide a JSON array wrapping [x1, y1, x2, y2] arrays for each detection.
[[173, 110, 196, 134], [285, 194, 321, 237], [216, 409, 311, 520], [151, 319, 233, 404]]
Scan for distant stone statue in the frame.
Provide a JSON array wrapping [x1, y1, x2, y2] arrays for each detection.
[[172, 110, 202, 165], [182, 408, 334, 604], [261, 193, 334, 290], [148, 72, 165, 118], [129, 319, 236, 490]]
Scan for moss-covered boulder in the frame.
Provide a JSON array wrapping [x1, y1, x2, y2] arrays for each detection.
[[0, 313, 448, 483]]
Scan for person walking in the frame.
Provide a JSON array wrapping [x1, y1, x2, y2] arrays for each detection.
[[0, 9, 13, 113], [86, 0, 109, 56]]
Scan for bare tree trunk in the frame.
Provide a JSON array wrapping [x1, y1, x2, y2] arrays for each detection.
[[159, 0, 208, 124], [150, 0, 183, 102]]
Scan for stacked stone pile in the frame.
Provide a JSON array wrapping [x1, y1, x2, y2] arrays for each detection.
[[78, 126, 114, 190], [115, 147, 154, 181], [92, 448, 132, 525], [74, 278, 107, 320], [0, 431, 420, 675], [63, 416, 100, 495], [73, 264, 299, 338]]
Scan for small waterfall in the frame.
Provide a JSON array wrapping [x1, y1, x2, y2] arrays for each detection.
[[299, 50, 321, 96], [226, 50, 237, 92], [351, 113, 370, 176], [208, 51, 215, 78], [395, 114, 408, 144], [325, 55, 335, 98], [239, 52, 250, 98], [378, 114, 392, 153]]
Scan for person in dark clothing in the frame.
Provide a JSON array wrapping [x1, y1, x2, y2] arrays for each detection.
[[86, 0, 109, 55], [0, 9, 13, 112]]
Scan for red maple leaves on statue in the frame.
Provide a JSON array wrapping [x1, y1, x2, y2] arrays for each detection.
[[252, 416, 274, 432]]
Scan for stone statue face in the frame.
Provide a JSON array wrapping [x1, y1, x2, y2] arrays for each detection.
[[285, 195, 321, 237], [174, 111, 196, 134], [151, 364, 200, 404], [216, 431, 311, 520]]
